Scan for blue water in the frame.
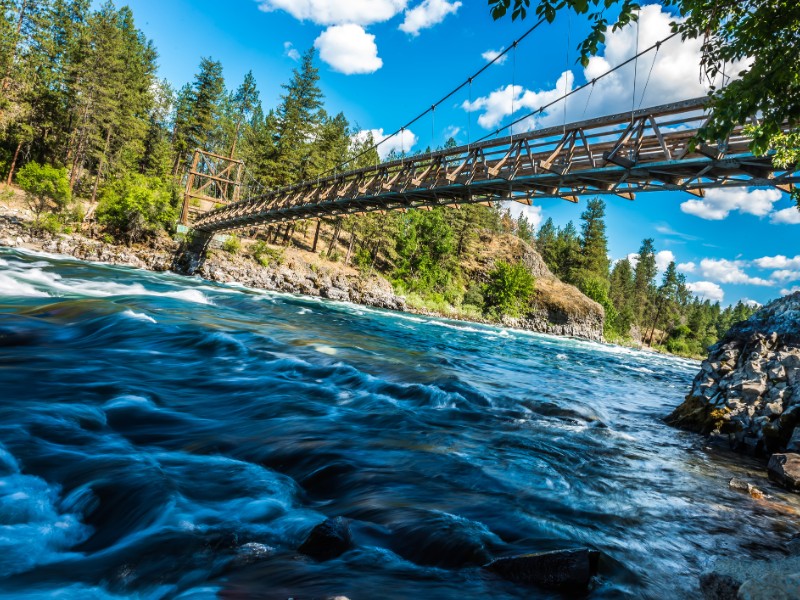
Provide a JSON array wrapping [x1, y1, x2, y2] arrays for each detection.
[[0, 248, 795, 599]]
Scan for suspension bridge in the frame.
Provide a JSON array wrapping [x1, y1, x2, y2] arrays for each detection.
[[179, 22, 798, 239]]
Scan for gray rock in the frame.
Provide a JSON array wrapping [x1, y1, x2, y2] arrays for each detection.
[[737, 572, 800, 599], [484, 548, 600, 592], [768, 453, 800, 492], [728, 478, 765, 499], [298, 517, 353, 561], [787, 428, 800, 453]]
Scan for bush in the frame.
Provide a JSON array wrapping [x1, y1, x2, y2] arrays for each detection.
[[463, 283, 484, 308], [36, 212, 62, 235], [483, 260, 535, 318], [576, 273, 620, 339], [251, 241, 284, 267], [15, 162, 71, 223], [96, 174, 177, 243], [222, 234, 241, 255]]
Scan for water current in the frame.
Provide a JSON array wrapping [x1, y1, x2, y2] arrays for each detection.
[[0, 248, 797, 599]]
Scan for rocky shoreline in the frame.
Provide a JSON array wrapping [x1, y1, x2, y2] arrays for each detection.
[[0, 210, 604, 341]]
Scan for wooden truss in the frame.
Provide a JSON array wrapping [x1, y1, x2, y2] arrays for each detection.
[[181, 149, 244, 225], [192, 97, 798, 233]]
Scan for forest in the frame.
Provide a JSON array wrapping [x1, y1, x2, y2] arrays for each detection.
[[0, 0, 757, 357]]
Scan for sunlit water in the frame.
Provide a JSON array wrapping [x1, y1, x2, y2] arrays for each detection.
[[0, 248, 797, 599]]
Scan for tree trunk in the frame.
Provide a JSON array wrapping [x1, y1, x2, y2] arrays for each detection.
[[328, 218, 342, 255], [91, 128, 113, 203], [5, 140, 23, 186], [345, 233, 356, 265], [311, 220, 321, 253], [230, 121, 241, 158]]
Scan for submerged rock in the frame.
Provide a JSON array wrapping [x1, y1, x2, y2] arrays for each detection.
[[484, 548, 600, 591], [729, 478, 765, 499], [298, 517, 353, 561], [700, 557, 800, 600], [666, 292, 800, 458]]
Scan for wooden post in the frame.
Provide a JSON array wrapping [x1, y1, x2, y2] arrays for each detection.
[[182, 150, 201, 225], [311, 220, 321, 253]]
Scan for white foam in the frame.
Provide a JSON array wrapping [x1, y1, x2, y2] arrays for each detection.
[[315, 345, 338, 356], [122, 310, 157, 324], [0, 257, 7, 267], [0, 273, 50, 297]]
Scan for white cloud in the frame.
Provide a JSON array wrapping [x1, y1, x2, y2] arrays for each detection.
[[482, 48, 507, 65], [314, 25, 383, 75], [353, 128, 419, 159], [680, 188, 783, 221], [753, 255, 800, 270], [442, 125, 461, 140], [699, 258, 773, 286], [781, 286, 800, 296], [462, 5, 749, 133], [686, 281, 725, 303], [742, 299, 762, 308], [257, 0, 408, 26], [678, 261, 696, 273], [399, 0, 461, 36], [771, 270, 800, 283], [504, 201, 543, 230], [770, 206, 800, 225], [283, 41, 300, 61], [655, 250, 675, 274]]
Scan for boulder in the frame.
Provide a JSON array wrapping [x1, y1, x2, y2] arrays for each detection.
[[737, 572, 800, 599], [666, 293, 800, 456], [484, 548, 600, 592], [728, 478, 765, 499], [768, 453, 800, 491], [298, 517, 353, 561], [700, 557, 800, 600]]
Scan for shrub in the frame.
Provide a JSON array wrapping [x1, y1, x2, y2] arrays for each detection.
[[36, 212, 62, 234], [15, 162, 71, 223], [222, 234, 241, 255], [483, 260, 535, 318], [463, 283, 484, 309], [250, 240, 284, 266], [96, 174, 177, 243]]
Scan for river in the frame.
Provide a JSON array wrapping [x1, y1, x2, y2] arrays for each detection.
[[0, 248, 795, 599]]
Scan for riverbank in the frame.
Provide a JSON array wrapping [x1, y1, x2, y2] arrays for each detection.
[[0, 202, 605, 341]]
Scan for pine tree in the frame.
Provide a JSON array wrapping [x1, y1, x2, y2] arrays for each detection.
[[185, 57, 225, 152], [227, 70, 259, 158], [536, 217, 558, 271], [270, 47, 323, 186], [632, 238, 658, 325], [610, 257, 635, 336], [578, 197, 610, 278]]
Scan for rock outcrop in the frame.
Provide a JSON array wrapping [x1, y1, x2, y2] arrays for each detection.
[[666, 292, 800, 456]]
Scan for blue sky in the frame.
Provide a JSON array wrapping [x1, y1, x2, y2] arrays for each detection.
[[110, 0, 798, 306]]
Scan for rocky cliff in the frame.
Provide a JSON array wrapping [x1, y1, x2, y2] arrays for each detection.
[[666, 292, 800, 456]]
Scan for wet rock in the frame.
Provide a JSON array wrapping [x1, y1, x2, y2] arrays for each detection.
[[729, 478, 765, 499], [699, 570, 742, 600], [298, 517, 353, 561], [484, 548, 600, 592], [768, 453, 800, 492], [231, 542, 275, 567], [667, 293, 800, 456], [737, 573, 800, 599]]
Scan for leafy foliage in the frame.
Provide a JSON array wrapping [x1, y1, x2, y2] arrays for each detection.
[[15, 161, 70, 221], [96, 174, 177, 243], [483, 260, 535, 318]]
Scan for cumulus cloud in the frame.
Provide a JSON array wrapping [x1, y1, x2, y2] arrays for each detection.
[[686, 281, 724, 303], [781, 286, 800, 296], [771, 270, 800, 283], [462, 5, 749, 133], [753, 255, 800, 270], [462, 72, 574, 131], [353, 127, 419, 159], [655, 250, 675, 274], [257, 0, 408, 26], [314, 25, 383, 74], [742, 299, 762, 307], [399, 0, 461, 36], [283, 41, 300, 61], [504, 202, 543, 230], [482, 48, 507, 65], [678, 261, 696, 273], [680, 188, 783, 221], [699, 258, 773, 286], [770, 206, 800, 225]]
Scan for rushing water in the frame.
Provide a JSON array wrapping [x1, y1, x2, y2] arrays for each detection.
[[0, 248, 797, 600]]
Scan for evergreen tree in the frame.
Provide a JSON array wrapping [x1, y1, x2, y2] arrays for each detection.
[[536, 217, 558, 271], [632, 238, 658, 323], [578, 197, 609, 278], [227, 70, 259, 158], [609, 257, 635, 336]]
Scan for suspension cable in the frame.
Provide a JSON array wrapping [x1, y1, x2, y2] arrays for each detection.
[[477, 30, 679, 144], [320, 16, 547, 176], [638, 41, 660, 109]]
